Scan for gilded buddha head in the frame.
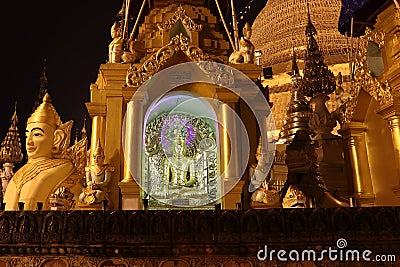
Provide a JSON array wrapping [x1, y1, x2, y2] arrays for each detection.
[[25, 93, 72, 161]]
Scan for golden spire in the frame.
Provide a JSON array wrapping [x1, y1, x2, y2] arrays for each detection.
[[93, 139, 104, 157], [279, 48, 313, 143], [33, 59, 48, 112], [81, 115, 87, 139], [298, 4, 336, 97], [27, 93, 62, 128], [74, 128, 79, 145], [0, 102, 23, 164]]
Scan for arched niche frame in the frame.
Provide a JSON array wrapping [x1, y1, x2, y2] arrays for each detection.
[[142, 91, 220, 208], [339, 27, 392, 127]]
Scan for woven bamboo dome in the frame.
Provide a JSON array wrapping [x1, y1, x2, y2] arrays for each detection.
[[251, 0, 350, 73]]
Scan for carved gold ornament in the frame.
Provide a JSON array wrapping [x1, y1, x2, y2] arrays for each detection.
[[340, 28, 392, 126], [126, 34, 217, 87], [157, 6, 203, 32]]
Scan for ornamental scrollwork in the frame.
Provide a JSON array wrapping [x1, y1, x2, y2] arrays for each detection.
[[339, 27, 392, 126], [157, 5, 203, 32], [126, 34, 215, 87]]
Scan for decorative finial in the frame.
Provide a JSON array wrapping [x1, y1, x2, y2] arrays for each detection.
[[0, 104, 23, 164], [33, 60, 49, 112], [11, 102, 18, 127], [280, 44, 313, 143], [298, 5, 336, 97], [81, 115, 87, 139], [40, 59, 48, 90], [74, 128, 79, 144], [291, 46, 300, 79], [43, 92, 51, 103], [305, 3, 317, 38]]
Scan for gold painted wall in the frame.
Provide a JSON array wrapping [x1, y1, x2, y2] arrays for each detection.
[[364, 95, 399, 205]]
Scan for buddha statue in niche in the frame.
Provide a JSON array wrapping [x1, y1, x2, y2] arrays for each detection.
[[4, 93, 74, 210], [164, 131, 196, 187]]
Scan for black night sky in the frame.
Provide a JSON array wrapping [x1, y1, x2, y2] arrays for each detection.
[[1, 0, 266, 166], [2, 1, 124, 150]]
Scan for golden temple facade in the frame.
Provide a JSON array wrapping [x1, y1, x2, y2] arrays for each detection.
[[0, 0, 399, 266]]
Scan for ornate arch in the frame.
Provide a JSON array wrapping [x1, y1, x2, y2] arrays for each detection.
[[126, 34, 222, 87], [340, 27, 392, 126]]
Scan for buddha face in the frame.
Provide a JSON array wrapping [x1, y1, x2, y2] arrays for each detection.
[[25, 122, 56, 160], [93, 154, 104, 166]]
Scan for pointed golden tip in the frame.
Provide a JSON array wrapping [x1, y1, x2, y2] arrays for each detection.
[[93, 139, 104, 157], [27, 92, 61, 128], [43, 92, 52, 103]]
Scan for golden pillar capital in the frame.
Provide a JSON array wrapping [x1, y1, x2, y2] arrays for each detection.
[[387, 116, 400, 129], [85, 102, 107, 117], [215, 87, 240, 107]]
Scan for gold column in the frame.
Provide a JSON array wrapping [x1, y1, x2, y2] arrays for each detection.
[[348, 136, 363, 194], [376, 97, 400, 197], [218, 95, 242, 209], [85, 103, 107, 166], [119, 99, 143, 210], [388, 116, 400, 173], [121, 99, 143, 183], [105, 96, 123, 211], [341, 122, 375, 206], [220, 103, 231, 180], [220, 101, 240, 210], [219, 102, 240, 181]]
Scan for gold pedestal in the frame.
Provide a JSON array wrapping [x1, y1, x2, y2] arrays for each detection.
[[118, 181, 141, 210], [223, 180, 244, 210]]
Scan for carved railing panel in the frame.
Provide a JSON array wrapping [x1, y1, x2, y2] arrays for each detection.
[[0, 208, 397, 257]]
